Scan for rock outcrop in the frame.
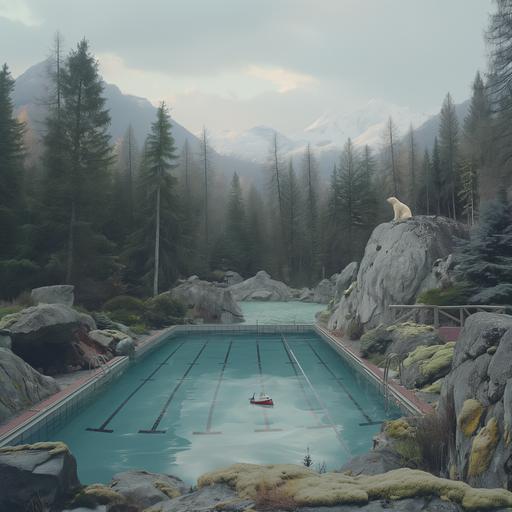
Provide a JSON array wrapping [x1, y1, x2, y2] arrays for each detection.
[[0, 348, 60, 423], [0, 304, 98, 373], [312, 278, 335, 304], [401, 342, 455, 390], [328, 216, 467, 334], [223, 270, 243, 286], [0, 442, 80, 511], [360, 322, 443, 364], [110, 469, 187, 509], [229, 270, 293, 302], [171, 276, 244, 323], [440, 312, 512, 489], [334, 261, 359, 304], [31, 285, 75, 307]]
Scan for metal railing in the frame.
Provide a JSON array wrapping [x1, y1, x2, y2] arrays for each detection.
[[389, 304, 509, 328]]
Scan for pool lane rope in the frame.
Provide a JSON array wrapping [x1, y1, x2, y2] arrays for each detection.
[[193, 340, 233, 435], [86, 340, 187, 433], [139, 341, 208, 434], [280, 332, 352, 457]]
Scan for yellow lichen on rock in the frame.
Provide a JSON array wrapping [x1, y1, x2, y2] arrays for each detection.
[[198, 464, 512, 511], [73, 484, 126, 507], [422, 378, 444, 394], [403, 344, 444, 368], [458, 399, 484, 437], [468, 417, 500, 478], [383, 418, 416, 440], [0, 441, 69, 455], [154, 480, 181, 499]]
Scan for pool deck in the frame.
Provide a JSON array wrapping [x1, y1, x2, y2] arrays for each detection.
[[0, 323, 434, 446], [316, 326, 434, 415]]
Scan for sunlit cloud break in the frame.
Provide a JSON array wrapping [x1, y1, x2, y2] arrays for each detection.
[[0, 0, 41, 27], [246, 65, 316, 93]]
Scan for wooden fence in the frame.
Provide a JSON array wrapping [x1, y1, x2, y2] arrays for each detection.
[[388, 304, 509, 328]]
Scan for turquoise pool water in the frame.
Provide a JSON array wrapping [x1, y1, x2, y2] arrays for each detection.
[[240, 301, 325, 324], [49, 331, 401, 484]]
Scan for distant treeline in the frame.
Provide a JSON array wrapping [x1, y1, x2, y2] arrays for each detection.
[[1, 2, 511, 305]]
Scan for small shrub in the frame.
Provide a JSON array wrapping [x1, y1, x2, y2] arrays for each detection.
[[103, 295, 146, 315], [0, 305, 22, 320], [416, 283, 473, 306], [254, 485, 298, 511], [145, 294, 186, 328], [130, 323, 149, 335]]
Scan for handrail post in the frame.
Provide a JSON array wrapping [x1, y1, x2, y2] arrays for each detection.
[[433, 306, 439, 328], [459, 307, 464, 327]]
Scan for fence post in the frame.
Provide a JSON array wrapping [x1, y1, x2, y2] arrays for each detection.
[[459, 307, 464, 327], [433, 306, 440, 328]]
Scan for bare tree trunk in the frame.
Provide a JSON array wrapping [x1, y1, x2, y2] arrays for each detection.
[[201, 129, 209, 259], [153, 185, 161, 297], [388, 118, 399, 196], [128, 126, 134, 224], [65, 200, 75, 283]]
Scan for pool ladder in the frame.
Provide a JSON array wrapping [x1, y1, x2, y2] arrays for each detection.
[[382, 353, 405, 408]]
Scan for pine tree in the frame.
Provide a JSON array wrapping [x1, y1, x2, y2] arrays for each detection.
[[419, 149, 432, 215], [407, 124, 418, 211], [300, 144, 320, 284], [439, 93, 460, 219], [456, 195, 512, 304], [0, 63, 24, 257], [285, 160, 302, 281], [246, 185, 268, 275], [199, 127, 212, 268], [431, 137, 442, 215], [382, 117, 401, 196], [144, 102, 179, 296], [458, 159, 479, 225]]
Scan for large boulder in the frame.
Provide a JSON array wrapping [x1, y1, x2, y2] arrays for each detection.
[[223, 270, 243, 286], [0, 304, 97, 373], [229, 270, 293, 301], [440, 312, 512, 489], [360, 322, 443, 364], [312, 279, 335, 304], [328, 216, 467, 334], [0, 347, 60, 423], [0, 442, 80, 511], [110, 470, 187, 509], [401, 342, 455, 390], [31, 285, 75, 306], [334, 261, 359, 304], [170, 276, 244, 324]]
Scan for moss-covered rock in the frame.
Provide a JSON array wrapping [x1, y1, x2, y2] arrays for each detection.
[[422, 378, 444, 394], [360, 322, 442, 363], [468, 418, 500, 478], [383, 419, 416, 440], [72, 483, 126, 508], [401, 342, 454, 390], [198, 463, 512, 510], [458, 399, 485, 438]]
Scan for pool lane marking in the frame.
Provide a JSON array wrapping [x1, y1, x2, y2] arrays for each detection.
[[86, 341, 187, 433], [139, 342, 208, 434], [193, 341, 233, 435], [304, 341, 374, 425], [254, 340, 283, 433], [280, 334, 351, 456]]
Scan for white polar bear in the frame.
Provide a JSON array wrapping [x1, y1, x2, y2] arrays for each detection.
[[386, 196, 412, 221]]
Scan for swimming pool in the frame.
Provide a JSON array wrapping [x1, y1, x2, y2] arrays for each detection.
[[47, 330, 401, 484]]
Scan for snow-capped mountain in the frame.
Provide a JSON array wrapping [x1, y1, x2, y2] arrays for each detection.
[[208, 99, 431, 169]]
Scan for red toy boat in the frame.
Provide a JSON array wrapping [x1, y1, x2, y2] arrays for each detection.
[[250, 393, 274, 406]]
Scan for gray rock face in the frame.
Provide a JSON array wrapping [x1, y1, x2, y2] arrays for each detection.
[[360, 323, 442, 362], [440, 313, 512, 489], [334, 261, 359, 304], [0, 304, 97, 373], [299, 498, 463, 511], [110, 469, 188, 509], [115, 337, 135, 357], [418, 254, 457, 295], [229, 270, 294, 302], [0, 443, 80, 511], [31, 285, 75, 306], [313, 279, 335, 304], [149, 483, 253, 512], [340, 448, 403, 476], [328, 216, 466, 333], [0, 348, 60, 422], [171, 277, 244, 324], [223, 270, 243, 286], [0, 303, 95, 345]]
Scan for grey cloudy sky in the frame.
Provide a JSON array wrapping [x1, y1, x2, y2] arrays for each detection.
[[0, 0, 492, 134]]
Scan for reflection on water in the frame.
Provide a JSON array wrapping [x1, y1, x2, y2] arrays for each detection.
[[240, 301, 325, 324]]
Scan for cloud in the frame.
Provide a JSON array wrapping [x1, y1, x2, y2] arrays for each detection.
[[246, 65, 316, 93], [0, 0, 41, 26]]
